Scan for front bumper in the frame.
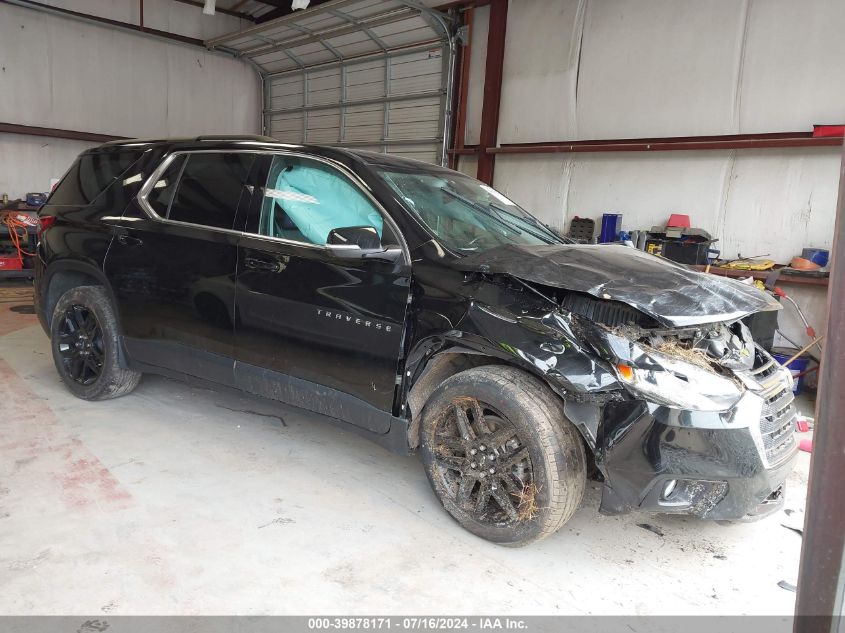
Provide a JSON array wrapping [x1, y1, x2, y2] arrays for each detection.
[[597, 387, 799, 521]]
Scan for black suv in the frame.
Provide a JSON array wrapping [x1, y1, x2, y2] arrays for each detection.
[[35, 136, 798, 545]]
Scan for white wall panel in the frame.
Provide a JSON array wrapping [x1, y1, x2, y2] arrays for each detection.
[[26, 0, 249, 39], [739, 0, 845, 133], [456, 155, 478, 177], [493, 148, 839, 265], [0, 134, 95, 195], [481, 0, 845, 144], [490, 154, 572, 231], [497, 0, 583, 144], [576, 0, 747, 139], [720, 149, 839, 262], [0, 2, 261, 195], [493, 151, 730, 234]]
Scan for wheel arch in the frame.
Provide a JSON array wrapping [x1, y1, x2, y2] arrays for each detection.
[[404, 330, 612, 458], [405, 341, 569, 449], [41, 261, 119, 331]]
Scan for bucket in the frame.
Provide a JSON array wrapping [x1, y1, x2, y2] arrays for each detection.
[[771, 347, 810, 395]]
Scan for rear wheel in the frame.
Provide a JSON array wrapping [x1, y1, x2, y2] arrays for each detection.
[[50, 286, 141, 400], [420, 365, 586, 546]]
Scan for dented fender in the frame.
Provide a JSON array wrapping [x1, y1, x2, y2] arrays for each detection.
[[403, 298, 621, 449]]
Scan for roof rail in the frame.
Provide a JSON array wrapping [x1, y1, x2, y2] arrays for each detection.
[[194, 134, 278, 142]]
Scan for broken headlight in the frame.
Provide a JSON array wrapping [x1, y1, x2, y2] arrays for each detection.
[[613, 352, 744, 412], [597, 332, 744, 412]]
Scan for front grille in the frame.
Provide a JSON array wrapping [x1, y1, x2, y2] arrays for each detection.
[[559, 293, 659, 328], [737, 349, 797, 466]]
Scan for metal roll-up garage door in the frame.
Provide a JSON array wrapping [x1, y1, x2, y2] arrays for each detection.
[[206, 0, 455, 166]]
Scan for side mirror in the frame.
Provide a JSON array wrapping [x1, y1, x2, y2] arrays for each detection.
[[327, 226, 382, 250], [326, 226, 404, 264]]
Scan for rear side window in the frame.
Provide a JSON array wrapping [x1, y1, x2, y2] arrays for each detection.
[[48, 151, 143, 206], [166, 153, 255, 230]]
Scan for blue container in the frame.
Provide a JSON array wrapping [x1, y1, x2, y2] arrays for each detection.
[[771, 348, 810, 395], [599, 213, 622, 243], [801, 247, 829, 268]]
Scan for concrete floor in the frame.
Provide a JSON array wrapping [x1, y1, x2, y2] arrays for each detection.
[[0, 283, 813, 615]]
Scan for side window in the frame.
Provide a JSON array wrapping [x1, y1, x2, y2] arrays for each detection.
[[145, 155, 187, 217], [258, 155, 386, 245], [167, 153, 256, 230], [48, 150, 143, 206]]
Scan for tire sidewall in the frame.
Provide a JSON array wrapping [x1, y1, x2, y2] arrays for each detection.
[[50, 286, 122, 400], [420, 371, 560, 545]]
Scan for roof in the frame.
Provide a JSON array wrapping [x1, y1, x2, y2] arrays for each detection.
[[93, 136, 454, 172]]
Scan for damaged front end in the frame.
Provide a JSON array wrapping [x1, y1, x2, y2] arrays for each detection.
[[575, 312, 799, 520], [448, 244, 799, 521]]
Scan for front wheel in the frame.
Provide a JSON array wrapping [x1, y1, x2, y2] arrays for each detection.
[[420, 365, 586, 546], [50, 285, 141, 400]]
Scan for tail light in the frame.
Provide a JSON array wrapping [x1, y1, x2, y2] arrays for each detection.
[[37, 215, 56, 239]]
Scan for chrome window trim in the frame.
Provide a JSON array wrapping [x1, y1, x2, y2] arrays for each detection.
[[136, 148, 411, 265]]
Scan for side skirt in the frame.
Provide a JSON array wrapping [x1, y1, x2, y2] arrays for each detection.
[[122, 337, 411, 455]]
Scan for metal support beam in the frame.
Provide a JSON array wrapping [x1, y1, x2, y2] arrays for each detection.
[[795, 138, 845, 630], [475, 0, 506, 184], [449, 7, 472, 168], [0, 122, 127, 144], [485, 132, 845, 154], [439, 19, 457, 166]]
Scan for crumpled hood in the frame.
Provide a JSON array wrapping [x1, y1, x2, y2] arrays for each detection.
[[457, 243, 780, 327]]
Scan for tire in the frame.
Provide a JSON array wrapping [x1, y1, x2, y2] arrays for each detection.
[[420, 365, 586, 546], [50, 285, 141, 401]]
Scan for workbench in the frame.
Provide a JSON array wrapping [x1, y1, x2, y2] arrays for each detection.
[[691, 265, 829, 287]]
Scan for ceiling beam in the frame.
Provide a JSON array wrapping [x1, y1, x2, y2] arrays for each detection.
[[255, 0, 335, 24], [171, 0, 256, 21]]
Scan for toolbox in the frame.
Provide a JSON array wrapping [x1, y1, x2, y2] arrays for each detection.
[[0, 255, 23, 271], [663, 240, 718, 265]]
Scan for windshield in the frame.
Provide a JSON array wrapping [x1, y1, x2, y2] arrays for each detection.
[[378, 169, 568, 254]]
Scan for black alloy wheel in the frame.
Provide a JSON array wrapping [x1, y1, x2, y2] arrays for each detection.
[[56, 304, 105, 385], [51, 286, 142, 400], [431, 398, 536, 525], [420, 365, 586, 545]]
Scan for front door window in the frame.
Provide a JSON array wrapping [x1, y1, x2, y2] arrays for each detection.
[[258, 155, 384, 245]]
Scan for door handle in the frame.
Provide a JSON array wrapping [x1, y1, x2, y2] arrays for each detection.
[[117, 234, 143, 247], [244, 257, 282, 273]]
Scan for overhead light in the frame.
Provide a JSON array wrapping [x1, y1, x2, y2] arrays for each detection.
[[292, 0, 310, 10], [202, 0, 216, 15]]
